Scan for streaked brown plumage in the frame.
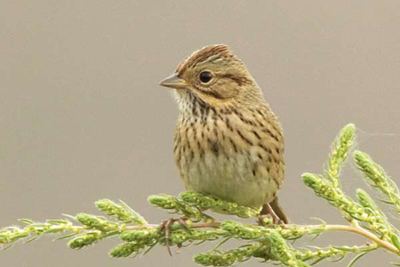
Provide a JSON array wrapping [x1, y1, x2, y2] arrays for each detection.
[[160, 44, 288, 223]]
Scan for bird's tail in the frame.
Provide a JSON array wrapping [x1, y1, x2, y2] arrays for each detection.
[[261, 197, 290, 224]]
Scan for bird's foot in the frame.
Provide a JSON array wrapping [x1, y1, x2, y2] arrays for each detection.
[[159, 216, 190, 256], [258, 204, 285, 225]]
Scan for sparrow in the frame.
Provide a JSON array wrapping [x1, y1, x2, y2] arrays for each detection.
[[160, 44, 288, 226]]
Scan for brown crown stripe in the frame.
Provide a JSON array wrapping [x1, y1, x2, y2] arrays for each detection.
[[176, 44, 235, 75]]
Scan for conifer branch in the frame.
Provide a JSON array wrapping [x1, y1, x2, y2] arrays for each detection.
[[1, 123, 400, 266]]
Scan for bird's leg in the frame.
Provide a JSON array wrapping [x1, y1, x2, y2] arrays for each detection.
[[258, 204, 284, 225], [159, 216, 190, 256]]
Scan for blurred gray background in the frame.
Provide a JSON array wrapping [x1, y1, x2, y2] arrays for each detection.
[[1, 1, 400, 266]]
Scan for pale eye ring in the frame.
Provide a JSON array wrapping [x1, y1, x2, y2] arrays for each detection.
[[199, 71, 213, 84]]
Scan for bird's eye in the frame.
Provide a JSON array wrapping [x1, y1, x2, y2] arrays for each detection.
[[199, 71, 213, 84]]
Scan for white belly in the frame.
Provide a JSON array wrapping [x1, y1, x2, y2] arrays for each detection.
[[182, 149, 277, 208]]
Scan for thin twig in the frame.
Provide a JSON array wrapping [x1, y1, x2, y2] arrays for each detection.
[[124, 221, 399, 255], [324, 224, 400, 255]]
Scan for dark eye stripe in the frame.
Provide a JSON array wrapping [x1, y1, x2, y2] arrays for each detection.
[[193, 84, 225, 99], [222, 74, 251, 86], [201, 90, 224, 99]]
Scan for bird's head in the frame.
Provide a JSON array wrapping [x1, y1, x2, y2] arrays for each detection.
[[160, 44, 264, 110]]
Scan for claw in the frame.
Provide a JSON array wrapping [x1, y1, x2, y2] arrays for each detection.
[[159, 219, 167, 234], [165, 219, 173, 256], [159, 216, 190, 256], [177, 217, 190, 231]]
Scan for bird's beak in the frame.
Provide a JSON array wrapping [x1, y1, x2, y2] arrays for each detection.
[[159, 73, 187, 89]]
